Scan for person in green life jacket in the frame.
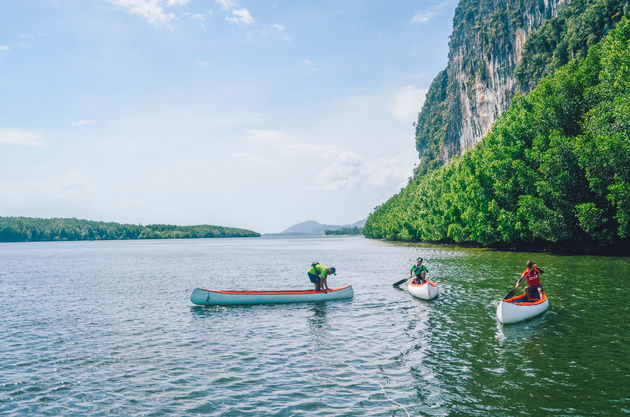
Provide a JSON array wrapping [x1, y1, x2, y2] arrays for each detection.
[[307, 263, 336, 292], [409, 257, 428, 284]]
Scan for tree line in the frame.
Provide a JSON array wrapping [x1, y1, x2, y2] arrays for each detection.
[[0, 217, 260, 242], [325, 227, 363, 236], [364, 18, 630, 250]]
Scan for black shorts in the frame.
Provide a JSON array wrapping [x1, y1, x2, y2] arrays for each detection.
[[527, 285, 543, 299], [308, 272, 321, 284]]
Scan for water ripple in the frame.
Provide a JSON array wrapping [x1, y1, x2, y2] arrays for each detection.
[[0, 238, 628, 415]]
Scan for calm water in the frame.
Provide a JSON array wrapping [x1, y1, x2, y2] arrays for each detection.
[[1, 236, 629, 416]]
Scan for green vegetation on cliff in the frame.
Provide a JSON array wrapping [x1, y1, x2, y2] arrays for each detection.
[[365, 18, 630, 248], [516, 0, 630, 91], [0, 217, 260, 242]]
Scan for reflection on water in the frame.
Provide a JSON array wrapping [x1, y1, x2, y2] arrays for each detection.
[[306, 302, 329, 331], [495, 313, 549, 343], [190, 305, 222, 317]]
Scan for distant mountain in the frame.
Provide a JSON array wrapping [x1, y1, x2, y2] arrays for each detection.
[[268, 219, 366, 236], [350, 219, 367, 228], [282, 220, 331, 235]]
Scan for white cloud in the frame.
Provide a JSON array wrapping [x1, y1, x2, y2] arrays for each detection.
[[410, 13, 432, 24], [215, 0, 237, 11], [313, 153, 411, 192], [262, 24, 290, 41], [246, 129, 410, 192], [226, 8, 254, 26], [71, 119, 97, 127], [313, 151, 363, 191], [390, 85, 427, 122], [191, 13, 206, 21], [214, 1, 255, 29], [410, 1, 455, 24], [0, 129, 46, 147], [0, 46, 9, 51], [301, 59, 318, 72], [363, 158, 413, 189], [104, 0, 183, 28]]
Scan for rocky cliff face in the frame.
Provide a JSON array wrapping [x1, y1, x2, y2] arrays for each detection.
[[445, 0, 568, 160], [415, 0, 568, 170]]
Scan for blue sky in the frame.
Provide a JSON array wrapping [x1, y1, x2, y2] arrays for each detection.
[[0, 0, 457, 233]]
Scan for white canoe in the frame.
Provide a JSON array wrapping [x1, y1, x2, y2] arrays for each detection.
[[497, 293, 549, 324], [407, 280, 438, 300], [190, 285, 354, 306]]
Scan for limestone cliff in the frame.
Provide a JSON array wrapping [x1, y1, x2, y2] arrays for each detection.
[[445, 0, 567, 160], [416, 0, 567, 173], [415, 0, 629, 174]]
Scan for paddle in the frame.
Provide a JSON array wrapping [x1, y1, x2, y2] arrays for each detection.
[[393, 277, 410, 287], [503, 288, 517, 300], [504, 276, 526, 299]]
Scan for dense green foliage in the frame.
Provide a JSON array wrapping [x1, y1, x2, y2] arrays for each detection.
[[0, 217, 260, 242], [365, 19, 630, 248], [516, 0, 630, 91], [325, 227, 363, 236], [414, 69, 449, 175]]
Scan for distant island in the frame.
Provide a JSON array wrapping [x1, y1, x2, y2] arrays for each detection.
[[266, 219, 366, 236], [0, 216, 260, 242]]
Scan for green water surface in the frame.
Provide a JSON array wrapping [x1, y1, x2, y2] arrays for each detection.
[[0, 237, 628, 416]]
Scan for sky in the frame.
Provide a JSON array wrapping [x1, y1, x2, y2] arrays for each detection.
[[0, 0, 458, 233]]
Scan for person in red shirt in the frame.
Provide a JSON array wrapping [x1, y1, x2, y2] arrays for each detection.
[[514, 261, 544, 300]]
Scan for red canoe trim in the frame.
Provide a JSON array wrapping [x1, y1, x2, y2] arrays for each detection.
[[196, 285, 352, 295], [504, 293, 547, 305], [408, 280, 437, 287]]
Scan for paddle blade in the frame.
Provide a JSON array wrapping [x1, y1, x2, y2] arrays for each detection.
[[504, 289, 516, 300], [393, 278, 408, 287]]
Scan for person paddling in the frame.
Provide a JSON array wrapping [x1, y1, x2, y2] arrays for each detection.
[[514, 261, 544, 300], [307, 262, 336, 292], [410, 257, 428, 284]]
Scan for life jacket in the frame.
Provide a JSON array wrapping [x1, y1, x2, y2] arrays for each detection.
[[411, 264, 427, 275], [312, 262, 334, 278], [521, 268, 541, 287]]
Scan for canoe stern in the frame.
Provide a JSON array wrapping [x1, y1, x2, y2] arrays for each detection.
[[408, 280, 438, 300], [497, 294, 549, 324]]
